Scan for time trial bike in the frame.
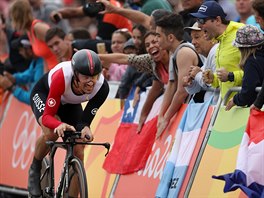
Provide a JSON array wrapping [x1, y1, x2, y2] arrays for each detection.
[[34, 131, 110, 198]]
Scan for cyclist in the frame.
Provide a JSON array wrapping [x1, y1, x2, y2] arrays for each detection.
[[28, 49, 109, 197]]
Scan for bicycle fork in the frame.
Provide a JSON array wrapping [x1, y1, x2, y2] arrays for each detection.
[[56, 155, 72, 196]]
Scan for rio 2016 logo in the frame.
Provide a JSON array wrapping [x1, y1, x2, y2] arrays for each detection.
[[137, 135, 172, 179], [12, 111, 41, 169]]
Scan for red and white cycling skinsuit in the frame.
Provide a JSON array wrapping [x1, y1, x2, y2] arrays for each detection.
[[30, 61, 109, 130]]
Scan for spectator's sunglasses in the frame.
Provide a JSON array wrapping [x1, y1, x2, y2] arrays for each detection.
[[196, 17, 215, 25]]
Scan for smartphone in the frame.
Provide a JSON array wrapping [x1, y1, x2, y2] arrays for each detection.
[[88, 2, 105, 12], [96, 42, 106, 54]]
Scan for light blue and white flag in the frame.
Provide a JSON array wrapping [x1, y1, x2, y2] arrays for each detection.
[[156, 98, 212, 198]]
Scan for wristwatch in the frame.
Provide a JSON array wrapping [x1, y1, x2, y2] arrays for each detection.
[[227, 72, 234, 82]]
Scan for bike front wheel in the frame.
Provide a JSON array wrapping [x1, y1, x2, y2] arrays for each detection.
[[64, 157, 88, 198]]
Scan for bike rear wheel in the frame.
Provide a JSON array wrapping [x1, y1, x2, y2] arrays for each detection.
[[64, 157, 88, 198]]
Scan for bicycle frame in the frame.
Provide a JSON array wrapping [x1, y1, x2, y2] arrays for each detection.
[[43, 140, 72, 197], [42, 132, 110, 197]]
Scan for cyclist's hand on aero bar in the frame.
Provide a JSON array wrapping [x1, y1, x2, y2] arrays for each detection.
[[82, 126, 94, 142], [54, 123, 76, 137]]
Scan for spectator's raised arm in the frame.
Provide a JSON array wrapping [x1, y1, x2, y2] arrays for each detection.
[[50, 6, 85, 23], [98, 0, 151, 29], [99, 53, 129, 69]]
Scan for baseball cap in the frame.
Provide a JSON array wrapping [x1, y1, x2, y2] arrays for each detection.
[[184, 22, 201, 33], [11, 34, 31, 49], [190, 1, 226, 19], [233, 25, 264, 48]]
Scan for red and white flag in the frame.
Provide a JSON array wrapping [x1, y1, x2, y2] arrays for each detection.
[[103, 87, 162, 174], [213, 109, 264, 198]]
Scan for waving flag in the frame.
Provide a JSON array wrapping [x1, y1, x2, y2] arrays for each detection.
[[156, 98, 212, 198], [213, 109, 264, 198], [103, 87, 161, 174]]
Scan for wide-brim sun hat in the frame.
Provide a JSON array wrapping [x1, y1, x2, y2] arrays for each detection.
[[233, 25, 264, 48], [184, 22, 201, 33]]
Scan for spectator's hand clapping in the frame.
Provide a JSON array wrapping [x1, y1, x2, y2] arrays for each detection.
[[189, 65, 201, 79], [202, 69, 214, 84], [182, 75, 192, 87], [216, 67, 229, 82]]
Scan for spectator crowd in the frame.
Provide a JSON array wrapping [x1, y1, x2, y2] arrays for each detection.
[[1, 0, 264, 185]]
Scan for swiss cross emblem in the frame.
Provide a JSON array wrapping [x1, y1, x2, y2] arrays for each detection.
[[48, 98, 56, 107]]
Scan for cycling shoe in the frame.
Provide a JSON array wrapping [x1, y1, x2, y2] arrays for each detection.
[[28, 163, 41, 197]]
